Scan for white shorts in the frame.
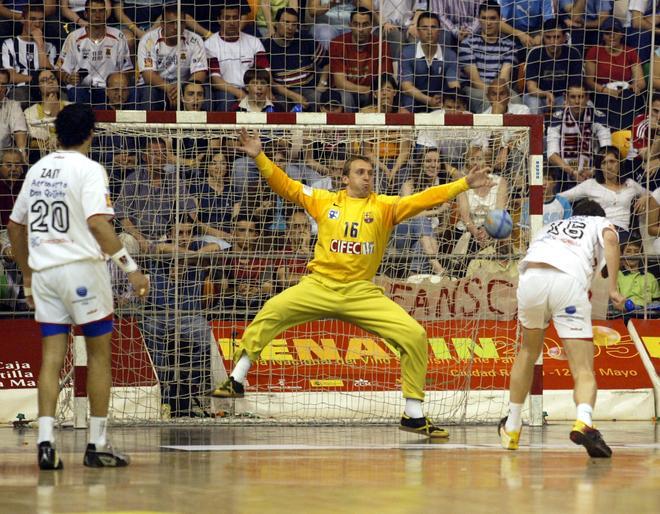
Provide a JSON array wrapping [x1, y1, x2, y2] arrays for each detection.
[[517, 267, 592, 339], [32, 260, 114, 326]]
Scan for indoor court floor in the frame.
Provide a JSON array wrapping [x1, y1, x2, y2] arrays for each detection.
[[0, 422, 658, 514]]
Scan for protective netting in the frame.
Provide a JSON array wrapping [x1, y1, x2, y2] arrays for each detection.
[[43, 120, 531, 423]]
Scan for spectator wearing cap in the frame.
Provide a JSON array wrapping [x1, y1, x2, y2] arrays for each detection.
[[261, 7, 329, 111], [584, 16, 646, 130], [523, 18, 583, 115]]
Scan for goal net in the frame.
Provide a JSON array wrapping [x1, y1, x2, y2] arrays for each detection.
[[43, 112, 543, 424]]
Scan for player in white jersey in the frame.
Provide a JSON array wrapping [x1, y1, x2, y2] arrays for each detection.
[[137, 3, 208, 110], [7, 103, 149, 470], [499, 199, 626, 458], [58, 0, 133, 106]]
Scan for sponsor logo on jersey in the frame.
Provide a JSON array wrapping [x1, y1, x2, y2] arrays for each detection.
[[328, 209, 339, 220], [105, 194, 112, 207], [330, 239, 375, 255], [76, 287, 88, 297], [363, 212, 374, 223], [105, 47, 112, 57], [144, 57, 153, 67], [180, 52, 186, 61]]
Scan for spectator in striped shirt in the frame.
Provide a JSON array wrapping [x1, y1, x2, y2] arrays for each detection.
[[1, 3, 56, 108], [458, 0, 518, 113], [262, 7, 329, 111]]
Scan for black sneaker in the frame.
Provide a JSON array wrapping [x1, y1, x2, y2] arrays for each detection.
[[38, 441, 63, 470], [399, 414, 449, 438], [569, 420, 612, 458], [83, 443, 130, 468], [210, 377, 245, 398]]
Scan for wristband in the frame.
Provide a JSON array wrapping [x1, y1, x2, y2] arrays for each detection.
[[24, 286, 32, 296], [111, 247, 138, 273]]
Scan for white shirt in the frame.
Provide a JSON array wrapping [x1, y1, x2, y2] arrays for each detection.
[[560, 178, 647, 230], [59, 27, 133, 87], [137, 27, 207, 84], [521, 215, 615, 289], [9, 150, 114, 271], [204, 32, 267, 87], [456, 174, 503, 230]]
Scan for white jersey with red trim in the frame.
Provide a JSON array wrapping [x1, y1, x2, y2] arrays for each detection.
[[59, 26, 133, 87], [520, 215, 616, 289], [9, 150, 114, 271], [204, 32, 268, 87], [137, 27, 207, 84]]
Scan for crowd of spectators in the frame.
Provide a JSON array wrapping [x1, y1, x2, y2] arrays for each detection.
[[1, 1, 659, 321]]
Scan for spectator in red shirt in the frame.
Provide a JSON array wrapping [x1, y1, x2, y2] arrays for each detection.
[[584, 17, 646, 131], [328, 7, 393, 112]]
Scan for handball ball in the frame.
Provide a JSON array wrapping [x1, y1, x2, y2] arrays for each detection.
[[483, 209, 513, 239]]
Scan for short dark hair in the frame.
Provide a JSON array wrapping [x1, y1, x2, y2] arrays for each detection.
[[55, 103, 95, 148], [652, 93, 660, 105], [350, 7, 372, 24], [162, 3, 180, 17], [21, 3, 44, 16], [85, 0, 106, 9], [542, 18, 563, 32], [275, 7, 298, 22], [479, 0, 501, 16], [371, 73, 398, 93], [417, 11, 440, 27], [572, 199, 606, 217], [243, 68, 270, 85], [342, 154, 372, 176]]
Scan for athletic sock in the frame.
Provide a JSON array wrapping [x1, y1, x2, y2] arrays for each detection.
[[89, 416, 107, 447], [576, 403, 593, 427], [505, 403, 523, 433], [231, 354, 252, 384], [404, 398, 423, 419], [38, 416, 55, 444]]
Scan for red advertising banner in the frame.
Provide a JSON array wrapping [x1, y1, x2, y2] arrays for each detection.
[[629, 319, 660, 376], [0, 318, 156, 390], [210, 318, 654, 393]]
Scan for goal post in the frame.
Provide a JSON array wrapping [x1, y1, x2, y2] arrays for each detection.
[[50, 111, 544, 424]]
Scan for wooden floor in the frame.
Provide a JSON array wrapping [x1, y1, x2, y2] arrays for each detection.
[[0, 422, 658, 514]]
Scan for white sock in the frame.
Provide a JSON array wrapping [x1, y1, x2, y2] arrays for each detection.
[[231, 354, 252, 384], [89, 416, 108, 447], [404, 398, 423, 419], [37, 416, 55, 444], [576, 404, 593, 426], [505, 403, 523, 432]]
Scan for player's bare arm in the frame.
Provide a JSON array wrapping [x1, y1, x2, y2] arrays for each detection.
[[87, 215, 150, 298], [602, 227, 626, 311], [6, 220, 34, 308]]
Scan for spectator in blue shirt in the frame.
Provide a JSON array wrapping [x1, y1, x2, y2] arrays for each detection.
[[400, 11, 460, 112], [523, 18, 583, 115]]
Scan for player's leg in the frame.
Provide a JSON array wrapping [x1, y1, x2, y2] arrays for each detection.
[[37, 329, 69, 470], [499, 326, 545, 449], [500, 268, 551, 450], [563, 338, 611, 458], [69, 262, 129, 467], [211, 275, 339, 398], [549, 271, 611, 458], [337, 282, 448, 438], [80, 319, 129, 467], [32, 267, 72, 470]]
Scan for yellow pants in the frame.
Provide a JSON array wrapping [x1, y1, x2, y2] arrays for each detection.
[[235, 273, 428, 400]]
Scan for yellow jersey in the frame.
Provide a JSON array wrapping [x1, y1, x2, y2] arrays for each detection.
[[255, 153, 470, 282]]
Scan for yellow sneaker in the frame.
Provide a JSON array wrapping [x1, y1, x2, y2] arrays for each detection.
[[569, 420, 612, 458], [498, 416, 521, 450], [160, 403, 171, 420]]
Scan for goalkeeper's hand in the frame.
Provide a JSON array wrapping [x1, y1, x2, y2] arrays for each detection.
[[465, 165, 493, 189], [238, 128, 262, 158]]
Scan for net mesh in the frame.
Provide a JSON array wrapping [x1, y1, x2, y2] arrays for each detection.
[[41, 120, 532, 424]]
